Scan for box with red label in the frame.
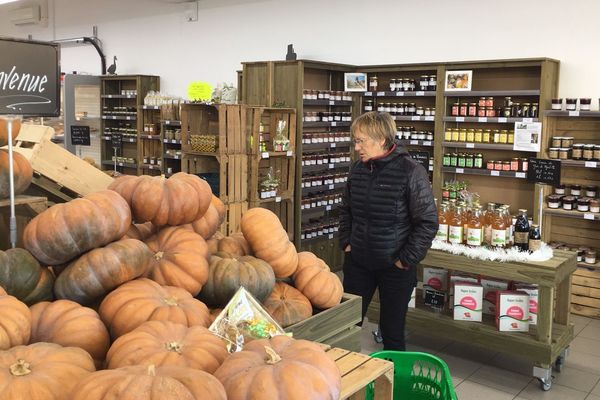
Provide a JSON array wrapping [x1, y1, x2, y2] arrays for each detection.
[[496, 291, 530, 332], [449, 273, 479, 310], [513, 284, 538, 325], [480, 278, 509, 315], [453, 283, 483, 322], [423, 268, 449, 298]]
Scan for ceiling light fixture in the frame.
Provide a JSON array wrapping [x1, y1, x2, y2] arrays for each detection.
[[0, 0, 20, 5]]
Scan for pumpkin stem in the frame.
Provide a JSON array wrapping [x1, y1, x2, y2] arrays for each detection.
[[147, 364, 156, 376], [264, 346, 282, 364], [154, 251, 164, 261], [163, 297, 178, 306], [9, 359, 31, 376], [165, 341, 183, 354]]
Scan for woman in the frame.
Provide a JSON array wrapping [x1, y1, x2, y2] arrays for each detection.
[[339, 111, 438, 351]]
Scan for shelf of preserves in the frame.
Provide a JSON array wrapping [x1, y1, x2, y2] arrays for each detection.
[[543, 207, 600, 221], [394, 115, 436, 122], [557, 159, 600, 169], [302, 162, 352, 173], [363, 91, 436, 97], [399, 139, 434, 147], [303, 121, 351, 128], [543, 111, 600, 118], [301, 204, 340, 214], [444, 116, 539, 123], [303, 99, 353, 106], [101, 160, 138, 169], [301, 231, 339, 243], [142, 105, 161, 110], [302, 141, 352, 151], [140, 164, 163, 171], [444, 90, 541, 97], [163, 139, 182, 144], [102, 135, 137, 143], [253, 194, 294, 205], [141, 135, 161, 141], [442, 141, 538, 151], [302, 182, 347, 194], [101, 94, 137, 99], [101, 115, 136, 121], [162, 120, 181, 126], [442, 166, 527, 179]]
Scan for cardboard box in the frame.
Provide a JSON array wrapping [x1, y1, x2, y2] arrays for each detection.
[[513, 284, 538, 325], [481, 278, 509, 315], [453, 283, 483, 322], [496, 291, 530, 332], [449, 273, 480, 310], [423, 268, 449, 298]]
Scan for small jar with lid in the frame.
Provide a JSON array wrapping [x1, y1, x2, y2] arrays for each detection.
[[424, 107, 432, 116], [483, 129, 492, 143], [577, 198, 590, 212], [551, 98, 563, 110], [580, 98, 592, 111], [486, 107, 496, 117], [548, 148, 560, 159], [586, 185, 598, 198], [474, 154, 484, 169], [566, 98, 577, 111], [458, 129, 467, 142], [389, 78, 397, 92], [494, 160, 503, 171], [451, 129, 460, 142], [450, 153, 458, 167], [364, 99, 374, 111], [511, 103, 521, 117], [416, 107, 425, 116], [503, 107, 511, 117], [558, 148, 570, 160], [554, 184, 566, 195], [442, 153, 451, 166], [530, 103, 539, 118], [478, 97, 486, 108], [457, 154, 466, 168], [547, 194, 562, 209], [502, 161, 511, 171], [408, 103, 417, 115], [572, 144, 584, 160], [478, 107, 487, 117], [369, 76, 378, 91], [562, 195, 576, 210], [474, 129, 483, 143], [466, 129, 475, 142], [429, 75, 437, 90], [499, 130, 508, 144], [487, 160, 495, 170], [585, 250, 597, 265], [551, 137, 562, 148], [419, 76, 429, 91], [594, 145, 600, 161], [561, 137, 574, 148], [459, 103, 468, 117], [377, 103, 386, 113], [590, 198, 600, 213], [451, 103, 460, 116], [521, 103, 531, 117], [577, 248, 586, 262], [445, 128, 453, 141], [468, 103, 477, 117], [485, 97, 494, 107], [508, 131, 514, 144], [493, 130, 501, 143], [510, 158, 520, 171], [465, 154, 474, 168], [583, 144, 595, 160], [571, 184, 582, 196]]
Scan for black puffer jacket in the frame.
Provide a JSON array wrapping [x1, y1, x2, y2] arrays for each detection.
[[339, 141, 438, 269]]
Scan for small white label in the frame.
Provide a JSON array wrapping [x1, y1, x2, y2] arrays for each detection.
[[456, 168, 464, 174], [425, 116, 435, 121], [275, 196, 282, 203], [329, 164, 334, 169], [286, 150, 293, 157], [491, 170, 500, 176], [364, 92, 372, 96], [118, 162, 124, 166], [329, 234, 334, 239], [329, 100, 335, 105], [466, 143, 475, 148], [411, 116, 420, 121], [331, 122, 337, 127], [424, 141, 432, 146], [330, 143, 336, 148], [584, 213, 595, 220], [326, 205, 332, 211], [172, 140, 177, 144], [377, 91, 385, 96], [498, 117, 508, 123], [478, 117, 488, 122], [456, 117, 465, 122], [569, 111, 580, 117], [516, 172, 526, 178], [416, 91, 425, 96], [522, 118, 533, 123], [585, 161, 598, 168], [410, 140, 418, 145], [329, 184, 334, 190], [261, 152, 269, 159], [395, 92, 404, 97]]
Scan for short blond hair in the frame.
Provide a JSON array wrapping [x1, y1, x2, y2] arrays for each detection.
[[351, 111, 396, 149]]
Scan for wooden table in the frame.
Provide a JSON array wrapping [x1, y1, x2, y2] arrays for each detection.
[[326, 347, 394, 400], [367, 248, 577, 391]]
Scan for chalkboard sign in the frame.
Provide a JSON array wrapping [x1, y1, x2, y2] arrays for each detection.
[[409, 150, 430, 172], [70, 126, 90, 146], [527, 157, 561, 186], [111, 133, 123, 148], [0, 38, 60, 117], [424, 289, 446, 310]]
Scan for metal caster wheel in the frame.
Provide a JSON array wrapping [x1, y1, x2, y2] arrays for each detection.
[[538, 377, 552, 391], [372, 329, 383, 344], [553, 357, 564, 373]]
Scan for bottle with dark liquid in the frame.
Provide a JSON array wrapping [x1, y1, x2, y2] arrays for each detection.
[[514, 209, 530, 252], [529, 224, 541, 252]]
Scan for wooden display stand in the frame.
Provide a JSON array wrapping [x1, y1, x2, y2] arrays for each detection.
[[366, 249, 576, 390], [0, 195, 47, 250]]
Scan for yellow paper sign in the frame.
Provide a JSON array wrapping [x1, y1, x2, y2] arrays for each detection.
[[187, 81, 213, 101]]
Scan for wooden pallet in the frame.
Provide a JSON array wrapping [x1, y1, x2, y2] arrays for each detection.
[[7, 124, 113, 201], [0, 195, 47, 250], [180, 103, 248, 155], [182, 153, 247, 203]]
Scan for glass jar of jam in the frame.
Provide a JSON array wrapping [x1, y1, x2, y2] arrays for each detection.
[[458, 154, 466, 168], [551, 98, 563, 110], [502, 161, 511, 171], [465, 154, 474, 168], [450, 153, 458, 167], [586, 185, 598, 198], [459, 129, 467, 142], [594, 145, 600, 161], [483, 129, 492, 143], [494, 160, 503, 171], [474, 154, 484, 169], [419, 76, 429, 91], [551, 137, 562, 148], [369, 76, 378, 91], [570, 184, 582, 196], [508, 131, 514, 144], [510, 158, 520, 171], [466, 129, 475, 142], [572, 144, 584, 160], [487, 160, 495, 170], [451, 129, 460, 142], [468, 103, 477, 117], [562, 196, 576, 210], [364, 99, 374, 111], [389, 78, 397, 92], [474, 129, 483, 143], [499, 130, 508, 144], [459, 103, 468, 116], [478, 107, 487, 117], [443, 153, 451, 166], [493, 130, 501, 143], [521, 158, 529, 172], [548, 148, 559, 159], [451, 103, 460, 116], [554, 184, 566, 195], [580, 98, 592, 111], [585, 250, 597, 265], [416, 107, 425, 116], [590, 198, 600, 213], [429, 75, 437, 91], [485, 97, 494, 107], [566, 98, 577, 111], [445, 129, 453, 141], [561, 137, 574, 148], [558, 148, 570, 160], [478, 97, 486, 108], [547, 194, 562, 209], [486, 107, 496, 117], [584, 145, 595, 160]]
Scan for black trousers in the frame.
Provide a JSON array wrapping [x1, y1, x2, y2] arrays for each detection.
[[343, 252, 416, 351]]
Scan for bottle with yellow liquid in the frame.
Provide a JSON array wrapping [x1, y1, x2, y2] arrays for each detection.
[[436, 203, 449, 242], [467, 206, 484, 247], [448, 205, 464, 245], [483, 202, 496, 245], [491, 208, 507, 248], [501, 205, 512, 247], [462, 204, 472, 243]]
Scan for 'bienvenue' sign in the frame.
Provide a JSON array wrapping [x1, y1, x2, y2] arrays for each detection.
[[0, 37, 60, 116]]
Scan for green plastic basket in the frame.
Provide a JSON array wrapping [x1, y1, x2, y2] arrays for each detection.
[[366, 351, 458, 400]]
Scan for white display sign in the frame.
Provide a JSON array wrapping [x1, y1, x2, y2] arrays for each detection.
[[513, 121, 542, 152]]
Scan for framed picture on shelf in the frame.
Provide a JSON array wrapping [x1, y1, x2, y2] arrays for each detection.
[[445, 70, 473, 91], [344, 72, 367, 92]]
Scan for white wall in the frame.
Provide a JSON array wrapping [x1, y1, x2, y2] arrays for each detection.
[[2, 0, 600, 105]]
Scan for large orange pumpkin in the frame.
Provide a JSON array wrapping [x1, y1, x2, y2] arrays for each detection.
[[182, 202, 221, 239], [30, 299, 110, 368], [199, 252, 275, 307], [214, 335, 341, 400], [145, 226, 209, 296], [263, 282, 312, 328], [0, 342, 95, 400], [0, 149, 33, 199], [99, 278, 211, 338], [71, 364, 226, 400], [106, 320, 228, 373], [23, 190, 132, 265], [108, 172, 212, 226], [293, 251, 344, 309], [0, 117, 21, 147], [54, 239, 153, 305], [240, 208, 298, 278], [0, 248, 54, 305], [0, 293, 31, 350], [217, 232, 252, 256], [123, 222, 157, 241]]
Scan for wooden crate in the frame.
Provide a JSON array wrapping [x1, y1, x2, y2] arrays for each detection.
[[219, 201, 248, 236], [284, 293, 362, 351], [247, 107, 296, 155], [180, 103, 248, 155], [249, 155, 295, 204], [182, 154, 247, 203], [9, 124, 113, 201], [0, 196, 47, 250], [572, 267, 600, 319]]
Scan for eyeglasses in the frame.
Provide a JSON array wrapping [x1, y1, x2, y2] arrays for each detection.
[[352, 137, 370, 145]]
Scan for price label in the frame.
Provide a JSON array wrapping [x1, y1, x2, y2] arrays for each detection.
[[329, 100, 335, 106], [491, 170, 500, 176], [171, 140, 177, 143], [411, 116, 420, 121], [416, 91, 425, 96], [330, 143, 336, 148], [326, 205, 332, 211], [261, 152, 269, 159], [410, 140, 418, 145], [585, 161, 598, 168], [516, 172, 526, 178], [466, 143, 475, 148], [456, 168, 464, 174], [478, 117, 488, 122], [395, 91, 404, 97], [275, 196, 282, 203], [329, 164, 335, 169], [111, 116, 117, 120], [328, 234, 334, 239], [423, 141, 432, 146], [329, 184, 334, 190], [118, 162, 124, 167], [425, 116, 435, 121], [498, 117, 508, 123], [569, 111, 580, 117], [364, 92, 372, 96], [456, 117, 465, 122], [331, 122, 337, 127], [522, 118, 533, 123], [377, 91, 385, 96], [584, 213, 595, 220], [286, 150, 293, 157], [107, 95, 113, 98]]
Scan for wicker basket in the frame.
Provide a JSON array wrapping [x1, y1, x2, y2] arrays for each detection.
[[190, 135, 218, 153]]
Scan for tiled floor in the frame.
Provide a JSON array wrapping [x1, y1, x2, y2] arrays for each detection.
[[359, 314, 600, 399]]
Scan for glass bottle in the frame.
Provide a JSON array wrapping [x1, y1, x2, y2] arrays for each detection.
[[436, 204, 449, 242], [528, 224, 542, 252], [462, 204, 472, 243], [500, 205, 512, 247], [483, 202, 496, 245], [448, 205, 464, 245], [467, 207, 484, 247], [491, 209, 507, 248], [513, 209, 530, 252]]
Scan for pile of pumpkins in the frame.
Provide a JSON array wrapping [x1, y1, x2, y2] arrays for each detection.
[[0, 119, 33, 199], [0, 171, 344, 399]]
